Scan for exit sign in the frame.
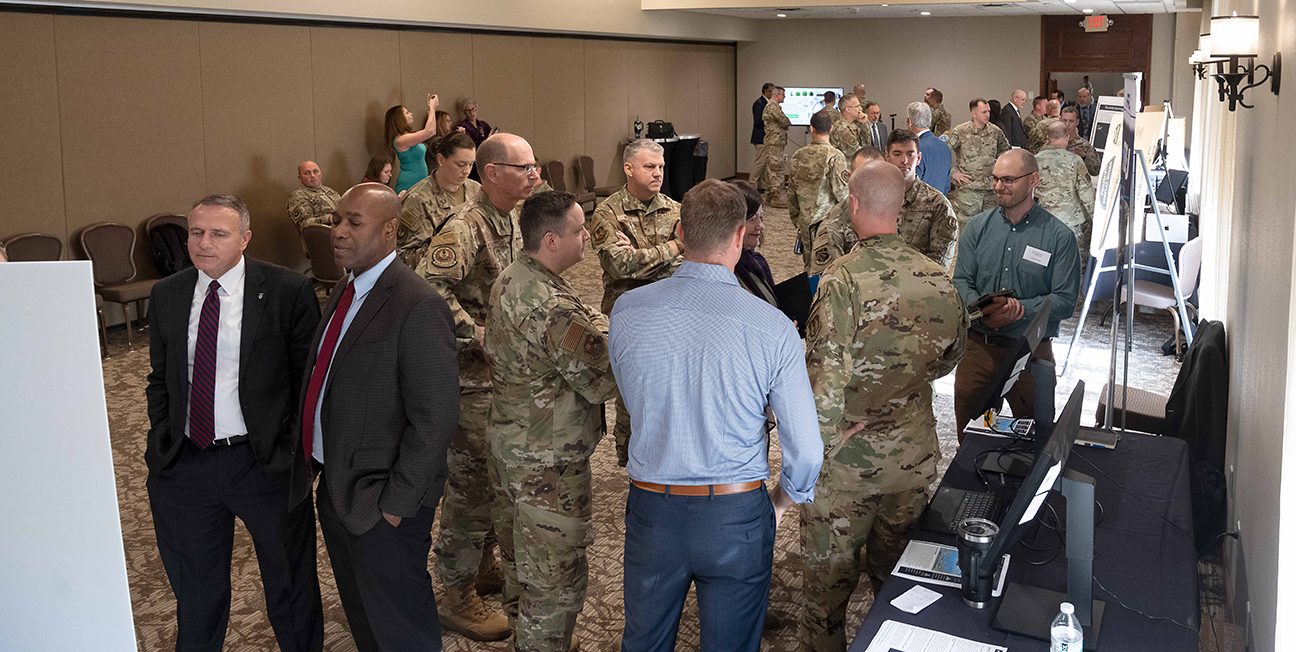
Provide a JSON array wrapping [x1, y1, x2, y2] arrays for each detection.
[[1084, 15, 1110, 32]]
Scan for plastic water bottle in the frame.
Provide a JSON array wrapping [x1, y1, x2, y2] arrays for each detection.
[[1050, 602, 1084, 652]]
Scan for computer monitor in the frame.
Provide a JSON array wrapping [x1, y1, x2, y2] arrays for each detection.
[[986, 381, 1108, 649], [981, 380, 1083, 565], [963, 298, 1052, 438], [781, 87, 845, 126]]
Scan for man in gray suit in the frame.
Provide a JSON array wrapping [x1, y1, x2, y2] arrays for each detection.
[[291, 183, 459, 651]]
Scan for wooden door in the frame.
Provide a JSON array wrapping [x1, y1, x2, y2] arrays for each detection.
[[1040, 14, 1153, 100]]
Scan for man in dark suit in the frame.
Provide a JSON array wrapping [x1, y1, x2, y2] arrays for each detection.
[[751, 82, 774, 192], [146, 193, 323, 652], [292, 183, 459, 652], [1000, 89, 1030, 148], [862, 100, 889, 151]]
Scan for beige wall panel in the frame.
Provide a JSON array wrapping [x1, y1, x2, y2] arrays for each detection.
[[583, 40, 630, 188], [531, 38, 586, 191], [664, 45, 700, 136], [471, 34, 535, 145], [55, 14, 206, 275], [627, 42, 668, 128], [311, 26, 401, 191], [399, 31, 475, 136], [199, 21, 316, 268], [0, 13, 66, 247], [697, 45, 736, 179]]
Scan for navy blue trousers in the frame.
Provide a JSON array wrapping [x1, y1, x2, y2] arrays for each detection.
[[621, 484, 775, 652]]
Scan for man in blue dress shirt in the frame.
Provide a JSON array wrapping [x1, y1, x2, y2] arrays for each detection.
[[908, 101, 952, 194], [609, 179, 823, 652]]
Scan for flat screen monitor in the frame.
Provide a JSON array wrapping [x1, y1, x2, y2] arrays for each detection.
[[782, 87, 845, 126], [982, 381, 1085, 564]]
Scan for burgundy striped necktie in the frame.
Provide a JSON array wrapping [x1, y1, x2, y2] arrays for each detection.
[[301, 281, 356, 462], [189, 280, 220, 449]]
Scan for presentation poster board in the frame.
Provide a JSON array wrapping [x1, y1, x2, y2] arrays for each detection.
[[1091, 95, 1126, 154], [782, 87, 845, 126], [0, 261, 137, 652]]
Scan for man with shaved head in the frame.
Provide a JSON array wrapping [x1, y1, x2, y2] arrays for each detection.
[[801, 161, 968, 651], [951, 150, 1080, 441], [1028, 99, 1063, 152], [299, 182, 458, 651], [287, 160, 341, 231], [418, 133, 540, 640], [925, 88, 951, 137], [808, 146, 884, 274], [1036, 120, 1096, 277]]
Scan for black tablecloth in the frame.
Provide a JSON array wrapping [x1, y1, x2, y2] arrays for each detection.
[[849, 430, 1199, 651]]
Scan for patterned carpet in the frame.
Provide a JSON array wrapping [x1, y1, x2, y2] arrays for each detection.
[[103, 204, 1186, 651]]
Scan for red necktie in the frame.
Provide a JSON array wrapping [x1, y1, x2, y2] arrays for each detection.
[[301, 281, 355, 462], [189, 280, 221, 449]]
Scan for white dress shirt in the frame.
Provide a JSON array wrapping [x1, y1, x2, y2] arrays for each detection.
[[312, 250, 398, 464], [185, 255, 248, 442]]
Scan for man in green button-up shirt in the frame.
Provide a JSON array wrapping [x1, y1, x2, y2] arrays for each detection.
[[951, 149, 1080, 440]]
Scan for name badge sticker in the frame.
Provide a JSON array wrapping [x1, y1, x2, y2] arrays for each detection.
[[1022, 245, 1051, 267]]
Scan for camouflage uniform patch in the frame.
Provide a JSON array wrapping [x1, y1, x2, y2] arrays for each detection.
[[396, 175, 480, 267]]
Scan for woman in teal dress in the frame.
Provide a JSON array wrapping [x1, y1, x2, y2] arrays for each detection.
[[384, 93, 441, 194]]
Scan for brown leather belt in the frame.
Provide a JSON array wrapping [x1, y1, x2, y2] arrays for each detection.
[[631, 480, 763, 496]]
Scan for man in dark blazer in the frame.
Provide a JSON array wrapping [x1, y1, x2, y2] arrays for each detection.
[[863, 100, 889, 151], [291, 182, 459, 652], [751, 82, 773, 192], [145, 194, 323, 652], [1000, 89, 1030, 149]]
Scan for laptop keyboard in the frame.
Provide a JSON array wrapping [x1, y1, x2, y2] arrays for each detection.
[[949, 491, 1006, 532]]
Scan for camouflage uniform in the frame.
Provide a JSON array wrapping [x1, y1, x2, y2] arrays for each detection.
[[763, 100, 792, 201], [931, 105, 952, 138], [821, 107, 843, 124], [397, 175, 482, 267], [1022, 111, 1046, 135], [588, 186, 682, 466], [485, 252, 619, 652], [417, 193, 524, 593], [800, 234, 968, 652], [947, 120, 1011, 225], [1036, 145, 1096, 275], [829, 117, 865, 159], [1028, 116, 1060, 153], [789, 141, 850, 271], [286, 185, 340, 231], [810, 179, 959, 274], [1066, 134, 1102, 177]]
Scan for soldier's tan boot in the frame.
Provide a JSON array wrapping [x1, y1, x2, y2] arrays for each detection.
[[475, 542, 505, 595], [439, 586, 511, 642]]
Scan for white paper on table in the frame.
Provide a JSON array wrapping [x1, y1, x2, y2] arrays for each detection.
[[863, 620, 1008, 652], [890, 586, 942, 614]]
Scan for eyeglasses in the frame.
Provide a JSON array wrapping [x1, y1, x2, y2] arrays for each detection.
[[991, 172, 1032, 186], [493, 162, 539, 175]]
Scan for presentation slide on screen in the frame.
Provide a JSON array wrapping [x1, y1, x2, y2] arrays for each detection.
[[783, 87, 845, 126]]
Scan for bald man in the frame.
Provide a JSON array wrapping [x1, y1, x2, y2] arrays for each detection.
[[297, 183, 459, 651], [808, 146, 884, 275], [801, 161, 968, 652], [1028, 100, 1063, 153], [853, 83, 867, 102], [287, 161, 341, 232], [417, 133, 539, 640], [1000, 89, 1030, 148], [951, 150, 1079, 441]]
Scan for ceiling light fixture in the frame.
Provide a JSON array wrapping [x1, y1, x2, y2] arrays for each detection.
[[921, 11, 931, 15], [776, 12, 787, 16], [1064, 0, 1076, 3], [1082, 8, 1093, 13]]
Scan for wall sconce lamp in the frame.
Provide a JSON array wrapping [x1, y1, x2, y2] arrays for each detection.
[[1189, 33, 1213, 80], [1208, 13, 1281, 111]]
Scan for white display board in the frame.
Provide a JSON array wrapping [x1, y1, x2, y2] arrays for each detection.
[[0, 261, 137, 651]]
